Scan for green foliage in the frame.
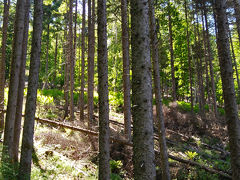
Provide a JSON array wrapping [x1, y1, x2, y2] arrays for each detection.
[[0, 144, 18, 179], [109, 92, 124, 112], [110, 160, 124, 179], [41, 89, 64, 101], [31, 152, 97, 179], [175, 101, 226, 116], [162, 98, 171, 106], [36, 90, 56, 119], [31, 125, 98, 179], [37, 90, 54, 106], [110, 173, 122, 180], [0, 161, 17, 180], [177, 101, 200, 113], [185, 151, 198, 160], [177, 101, 194, 112], [110, 160, 123, 172]]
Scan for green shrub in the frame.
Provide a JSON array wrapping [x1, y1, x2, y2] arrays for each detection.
[[41, 89, 64, 101], [162, 98, 171, 106], [37, 90, 54, 106], [185, 151, 198, 160], [110, 173, 122, 180], [218, 107, 225, 116], [109, 92, 124, 111], [110, 160, 124, 179]]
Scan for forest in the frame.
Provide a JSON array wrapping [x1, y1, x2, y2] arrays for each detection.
[[0, 0, 240, 179]]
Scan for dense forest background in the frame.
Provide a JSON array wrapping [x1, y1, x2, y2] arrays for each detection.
[[0, 0, 240, 179]]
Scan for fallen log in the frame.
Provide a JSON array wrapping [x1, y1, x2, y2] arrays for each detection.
[[60, 108, 229, 155], [36, 116, 229, 168], [0, 109, 232, 178], [167, 154, 231, 179], [35, 117, 231, 178], [57, 106, 229, 155], [35, 117, 132, 146], [106, 117, 230, 155]]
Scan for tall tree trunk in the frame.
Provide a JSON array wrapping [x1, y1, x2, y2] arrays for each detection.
[[228, 22, 240, 98], [184, 0, 194, 113], [168, 2, 176, 101], [195, 7, 205, 118], [73, 0, 77, 62], [97, 0, 110, 178], [64, 26, 70, 119], [121, 0, 131, 140], [18, 0, 43, 179], [13, 0, 30, 163], [233, 0, 240, 45], [69, 0, 74, 121], [214, 0, 240, 179], [130, 0, 156, 179], [43, 23, 50, 89], [53, 34, 58, 87], [203, 3, 218, 118], [201, 9, 210, 106], [0, 0, 10, 131], [88, 0, 95, 127], [80, 0, 86, 121], [149, 0, 170, 179], [2, 0, 26, 163], [78, 28, 81, 97]]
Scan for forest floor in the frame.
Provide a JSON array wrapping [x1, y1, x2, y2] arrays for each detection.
[[0, 89, 232, 179]]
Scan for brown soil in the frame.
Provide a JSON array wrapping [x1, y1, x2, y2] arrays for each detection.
[[36, 102, 229, 179]]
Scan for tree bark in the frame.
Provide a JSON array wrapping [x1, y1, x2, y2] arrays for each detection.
[[18, 0, 43, 178], [201, 9, 210, 106], [2, 0, 26, 163], [233, 0, 240, 45], [53, 34, 58, 87], [214, 0, 240, 179], [73, 0, 77, 64], [64, 26, 70, 119], [43, 23, 50, 89], [130, 0, 156, 179], [194, 6, 205, 118], [13, 0, 30, 163], [88, 0, 96, 127], [0, 0, 10, 131], [149, 0, 170, 179], [80, 0, 86, 121], [121, 0, 131, 140], [203, 3, 218, 118], [184, 0, 194, 113], [97, 0, 111, 179], [69, 0, 74, 121], [228, 22, 240, 98], [168, 2, 176, 101]]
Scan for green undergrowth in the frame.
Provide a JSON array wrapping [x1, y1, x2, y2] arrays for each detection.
[[4, 88, 227, 116], [153, 97, 225, 116], [40, 89, 99, 107], [109, 91, 124, 112], [176, 167, 220, 180], [32, 125, 125, 179], [0, 123, 126, 179], [176, 101, 225, 116], [31, 148, 98, 179], [110, 160, 125, 180], [168, 134, 231, 179], [1, 88, 231, 179], [39, 89, 125, 113], [33, 125, 98, 179], [40, 89, 80, 105], [0, 126, 99, 179]]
